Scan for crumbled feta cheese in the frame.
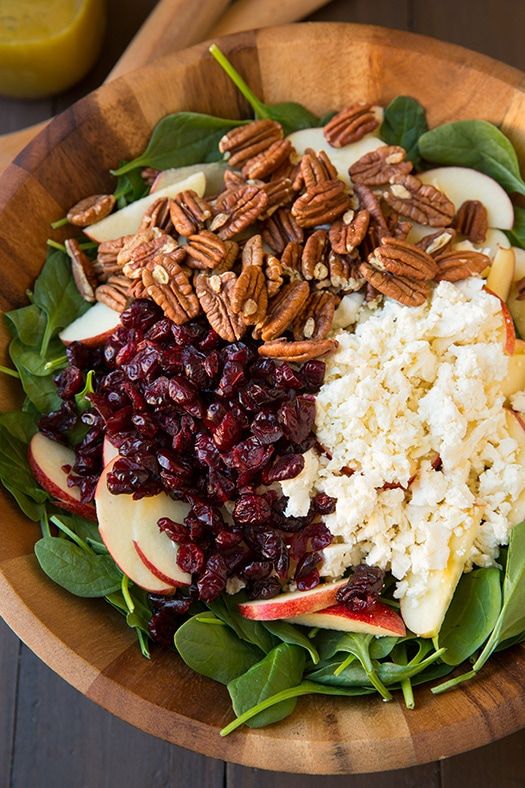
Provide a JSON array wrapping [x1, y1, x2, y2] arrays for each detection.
[[332, 292, 365, 329], [282, 279, 525, 602], [226, 576, 246, 595]]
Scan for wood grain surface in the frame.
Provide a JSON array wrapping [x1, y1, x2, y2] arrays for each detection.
[[1, 1, 525, 786]]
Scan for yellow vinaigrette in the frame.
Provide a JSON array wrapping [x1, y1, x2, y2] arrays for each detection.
[[0, 0, 106, 98]]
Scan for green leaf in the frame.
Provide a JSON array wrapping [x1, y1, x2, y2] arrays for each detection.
[[308, 648, 445, 689], [112, 113, 245, 176], [507, 205, 525, 249], [3, 480, 47, 521], [207, 593, 276, 653], [113, 166, 149, 208], [438, 567, 502, 666], [369, 636, 399, 660], [74, 370, 95, 414], [263, 620, 320, 665], [10, 351, 61, 413], [379, 96, 428, 167], [4, 303, 46, 346], [34, 537, 122, 597], [0, 410, 38, 443], [174, 613, 263, 684], [10, 337, 65, 377], [314, 630, 391, 700], [209, 44, 319, 135], [227, 643, 305, 728], [49, 511, 100, 544], [0, 425, 48, 508], [418, 120, 525, 196]]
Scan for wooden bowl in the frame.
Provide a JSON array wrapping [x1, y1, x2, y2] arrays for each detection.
[[1, 23, 525, 775]]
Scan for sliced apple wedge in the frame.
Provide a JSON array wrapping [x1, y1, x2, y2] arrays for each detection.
[[84, 171, 206, 242], [102, 436, 119, 467], [286, 127, 385, 185], [288, 602, 406, 637], [28, 432, 96, 520], [486, 247, 515, 302], [132, 498, 190, 587], [501, 353, 525, 398], [238, 579, 348, 620], [419, 167, 514, 230], [485, 288, 516, 355], [151, 162, 227, 197], [95, 459, 190, 592], [59, 302, 121, 347], [512, 247, 525, 281]]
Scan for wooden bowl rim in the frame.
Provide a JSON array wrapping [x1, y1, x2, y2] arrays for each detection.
[[1, 21, 525, 775]]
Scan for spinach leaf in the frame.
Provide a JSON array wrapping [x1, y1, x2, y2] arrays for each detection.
[[4, 304, 46, 346], [438, 567, 502, 666], [379, 96, 428, 168], [3, 480, 47, 521], [308, 648, 444, 688], [10, 337, 65, 377], [0, 410, 38, 443], [113, 166, 149, 208], [11, 357, 61, 413], [507, 205, 525, 249], [75, 370, 95, 414], [418, 120, 525, 196], [209, 44, 319, 135], [49, 511, 100, 544], [207, 593, 276, 653], [174, 613, 262, 684], [263, 620, 320, 664], [0, 426, 48, 506], [314, 630, 391, 699], [227, 643, 305, 728], [369, 636, 399, 660], [112, 113, 244, 176], [32, 249, 90, 355], [34, 537, 122, 597]]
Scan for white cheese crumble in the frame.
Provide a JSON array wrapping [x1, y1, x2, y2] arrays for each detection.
[[282, 278, 525, 601]]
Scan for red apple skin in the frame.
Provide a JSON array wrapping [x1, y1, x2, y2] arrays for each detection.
[[238, 579, 348, 621], [28, 433, 96, 520], [133, 540, 189, 588], [288, 602, 406, 637], [512, 408, 525, 432], [485, 286, 516, 355]]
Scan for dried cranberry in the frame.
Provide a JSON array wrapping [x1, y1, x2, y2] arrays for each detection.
[[312, 492, 337, 515], [295, 551, 321, 579], [177, 543, 205, 574], [190, 501, 225, 533], [198, 328, 221, 352], [233, 494, 271, 526], [55, 366, 84, 399], [158, 517, 190, 543], [171, 323, 205, 346], [223, 341, 253, 365], [296, 569, 320, 591], [144, 376, 170, 406], [168, 377, 197, 406], [242, 560, 272, 580], [250, 357, 276, 380], [121, 299, 161, 331], [217, 360, 245, 396], [206, 468, 236, 503], [248, 576, 281, 600], [212, 412, 243, 451], [203, 351, 220, 381], [274, 363, 303, 389], [279, 395, 315, 444], [300, 360, 326, 390], [263, 453, 305, 483], [229, 437, 274, 483], [194, 433, 221, 468], [171, 415, 195, 452], [39, 400, 78, 438], [215, 530, 242, 549], [148, 598, 191, 646], [145, 318, 172, 342], [66, 341, 95, 369], [238, 382, 278, 411], [336, 565, 385, 612], [182, 347, 209, 388], [251, 410, 283, 445], [197, 554, 227, 601]]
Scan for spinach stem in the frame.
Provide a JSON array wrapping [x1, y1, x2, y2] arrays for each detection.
[[431, 669, 477, 695], [397, 644, 414, 710], [136, 629, 151, 659], [365, 669, 392, 702], [50, 515, 91, 552], [121, 575, 135, 613], [40, 510, 51, 538], [78, 241, 98, 251], [307, 627, 319, 639], [44, 355, 68, 372], [0, 365, 20, 379], [209, 44, 266, 118], [50, 216, 69, 229], [46, 239, 67, 252], [333, 653, 355, 676], [195, 614, 227, 625]]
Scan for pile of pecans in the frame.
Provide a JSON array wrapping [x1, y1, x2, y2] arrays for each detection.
[[65, 101, 492, 362]]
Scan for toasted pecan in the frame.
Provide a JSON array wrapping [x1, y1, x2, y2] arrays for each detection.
[[242, 139, 294, 180], [301, 230, 330, 282], [292, 179, 352, 228], [259, 338, 338, 362], [210, 184, 268, 240], [169, 190, 212, 236], [349, 146, 412, 186], [185, 230, 231, 270], [324, 103, 378, 147], [329, 209, 370, 254], [368, 237, 437, 281], [384, 174, 455, 227], [67, 194, 115, 227], [262, 207, 304, 254], [231, 265, 268, 325], [194, 271, 246, 342], [434, 249, 490, 282], [256, 280, 310, 341], [65, 238, 97, 302], [453, 200, 488, 244], [293, 291, 338, 340], [141, 254, 199, 323], [359, 262, 430, 306]]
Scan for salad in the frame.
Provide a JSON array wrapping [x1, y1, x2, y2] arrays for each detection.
[[2, 44, 525, 735]]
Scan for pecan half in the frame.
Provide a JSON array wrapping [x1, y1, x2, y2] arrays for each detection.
[[242, 234, 264, 268], [292, 179, 352, 228], [67, 194, 116, 227], [324, 103, 378, 147], [259, 338, 338, 362], [453, 200, 488, 244], [281, 241, 303, 280], [349, 146, 412, 186], [195, 271, 246, 342], [368, 237, 437, 281], [261, 177, 295, 218], [224, 169, 247, 190], [359, 262, 430, 306], [141, 253, 200, 324], [262, 207, 304, 254], [434, 249, 490, 282], [328, 252, 364, 292], [65, 238, 97, 302], [219, 120, 283, 167], [265, 255, 284, 297], [96, 274, 131, 312], [417, 228, 456, 256], [139, 197, 174, 233], [242, 139, 294, 180], [384, 174, 455, 227], [293, 291, 338, 340], [354, 183, 389, 237], [185, 230, 231, 270], [94, 236, 132, 281], [256, 280, 310, 341], [231, 265, 268, 325], [210, 240, 239, 275], [169, 190, 212, 236], [295, 148, 338, 191], [329, 209, 370, 253], [118, 229, 180, 279], [301, 230, 330, 282], [210, 184, 268, 240]]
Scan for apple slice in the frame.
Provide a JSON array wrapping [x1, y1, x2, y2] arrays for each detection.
[[288, 602, 406, 637], [102, 436, 119, 467], [132, 498, 191, 587], [505, 409, 525, 525], [502, 353, 525, 398], [59, 302, 121, 347], [485, 287, 516, 355], [286, 127, 385, 185], [28, 432, 96, 520], [238, 579, 348, 620], [512, 246, 525, 281], [84, 171, 206, 242], [418, 167, 514, 230], [151, 162, 227, 197], [95, 459, 190, 592], [486, 247, 515, 302]]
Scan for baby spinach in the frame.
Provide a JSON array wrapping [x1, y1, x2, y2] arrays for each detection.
[[0, 410, 38, 443], [4, 304, 45, 347], [207, 592, 276, 653], [379, 96, 428, 168], [209, 44, 320, 135], [418, 120, 525, 196], [263, 620, 320, 665], [0, 424, 48, 520], [369, 635, 399, 660], [315, 631, 391, 700], [113, 166, 149, 208], [308, 648, 444, 689], [227, 643, 305, 728], [10, 337, 65, 378], [112, 113, 245, 176], [34, 536, 122, 597], [174, 613, 262, 684], [438, 567, 502, 666]]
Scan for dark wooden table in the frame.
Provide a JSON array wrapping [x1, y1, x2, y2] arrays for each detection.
[[2, 1, 525, 785]]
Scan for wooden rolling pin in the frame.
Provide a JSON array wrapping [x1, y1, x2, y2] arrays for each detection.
[[0, 0, 331, 173]]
